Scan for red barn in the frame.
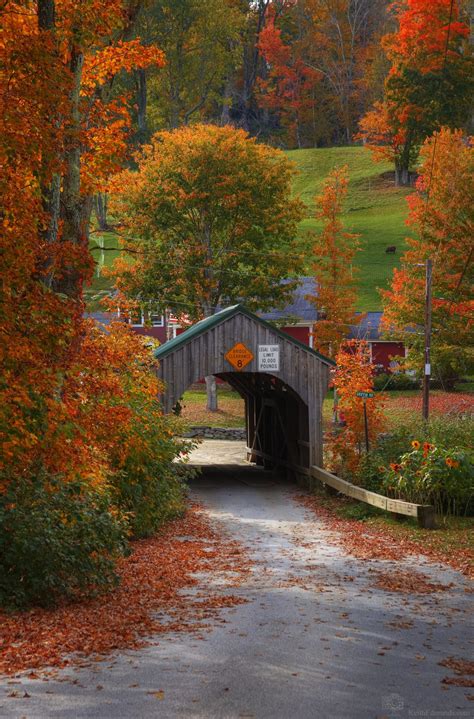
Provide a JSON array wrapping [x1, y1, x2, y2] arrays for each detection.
[[87, 278, 405, 372]]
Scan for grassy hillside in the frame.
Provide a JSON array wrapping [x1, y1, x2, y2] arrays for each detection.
[[86, 146, 412, 312], [288, 146, 412, 310]]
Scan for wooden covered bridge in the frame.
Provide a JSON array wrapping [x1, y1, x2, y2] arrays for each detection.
[[154, 305, 335, 473]]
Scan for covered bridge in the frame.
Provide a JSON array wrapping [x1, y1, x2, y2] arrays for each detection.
[[154, 305, 335, 473]]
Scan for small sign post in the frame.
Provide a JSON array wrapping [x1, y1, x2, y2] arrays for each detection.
[[258, 345, 280, 372], [356, 391, 374, 452]]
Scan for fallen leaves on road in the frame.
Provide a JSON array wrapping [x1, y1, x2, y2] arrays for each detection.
[[439, 657, 474, 688], [295, 493, 473, 578], [372, 569, 452, 594], [0, 504, 250, 676]]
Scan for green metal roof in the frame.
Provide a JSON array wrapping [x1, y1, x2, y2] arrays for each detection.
[[154, 304, 335, 366]]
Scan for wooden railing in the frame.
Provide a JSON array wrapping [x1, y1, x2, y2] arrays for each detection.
[[310, 466, 436, 529], [245, 446, 436, 529]]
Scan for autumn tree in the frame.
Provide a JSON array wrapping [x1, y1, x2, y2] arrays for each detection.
[[330, 340, 386, 477], [111, 123, 306, 408], [253, 0, 389, 148], [305, 0, 389, 145], [382, 128, 474, 385], [132, 0, 243, 134], [256, 3, 322, 147], [307, 165, 361, 359], [0, 1, 191, 606], [358, 0, 472, 185]]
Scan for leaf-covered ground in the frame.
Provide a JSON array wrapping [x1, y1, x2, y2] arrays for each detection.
[[180, 387, 245, 428], [295, 493, 474, 579], [383, 391, 474, 429], [0, 504, 250, 676]]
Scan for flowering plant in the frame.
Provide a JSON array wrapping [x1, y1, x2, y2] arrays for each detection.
[[382, 441, 473, 515]]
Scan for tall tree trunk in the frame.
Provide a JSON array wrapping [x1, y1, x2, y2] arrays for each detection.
[[202, 301, 218, 412], [37, 0, 61, 286], [94, 192, 109, 230], [135, 68, 148, 143], [220, 74, 233, 125], [55, 44, 86, 299], [205, 375, 218, 412]]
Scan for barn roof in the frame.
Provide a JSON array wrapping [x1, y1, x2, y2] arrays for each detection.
[[347, 312, 384, 341], [259, 277, 318, 323], [154, 304, 335, 365]]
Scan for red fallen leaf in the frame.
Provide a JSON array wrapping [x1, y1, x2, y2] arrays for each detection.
[[0, 504, 250, 676], [148, 690, 165, 700], [372, 570, 451, 595], [295, 494, 473, 579], [439, 657, 474, 675], [442, 677, 474, 687]]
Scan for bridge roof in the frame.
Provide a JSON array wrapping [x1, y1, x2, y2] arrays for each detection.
[[154, 304, 335, 366]]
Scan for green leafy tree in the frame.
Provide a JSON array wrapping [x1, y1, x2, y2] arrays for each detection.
[[111, 123, 306, 408]]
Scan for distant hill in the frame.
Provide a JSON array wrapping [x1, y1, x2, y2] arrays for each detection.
[[86, 146, 412, 313], [287, 146, 412, 310]]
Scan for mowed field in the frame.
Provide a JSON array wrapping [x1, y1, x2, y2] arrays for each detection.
[[86, 146, 412, 312], [288, 146, 412, 310]]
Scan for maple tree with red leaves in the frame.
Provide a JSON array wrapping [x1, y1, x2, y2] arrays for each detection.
[[358, 0, 472, 184], [256, 3, 321, 148]]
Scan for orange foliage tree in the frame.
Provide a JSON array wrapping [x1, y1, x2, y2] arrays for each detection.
[[382, 128, 474, 385], [307, 165, 361, 359], [0, 1, 188, 607], [256, 4, 321, 148], [358, 0, 472, 185], [329, 340, 386, 477]]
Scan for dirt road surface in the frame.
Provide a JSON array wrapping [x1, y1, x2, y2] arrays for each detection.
[[1, 442, 472, 719]]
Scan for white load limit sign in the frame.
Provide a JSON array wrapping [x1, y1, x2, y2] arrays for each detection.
[[258, 345, 280, 372]]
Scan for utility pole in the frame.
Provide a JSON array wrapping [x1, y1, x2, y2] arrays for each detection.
[[422, 258, 433, 421]]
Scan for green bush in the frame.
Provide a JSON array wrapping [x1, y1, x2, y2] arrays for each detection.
[[381, 443, 473, 515], [109, 409, 196, 539], [0, 472, 129, 609], [358, 417, 474, 515], [373, 372, 419, 391]]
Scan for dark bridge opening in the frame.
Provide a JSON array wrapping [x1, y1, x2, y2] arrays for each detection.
[[217, 372, 309, 471]]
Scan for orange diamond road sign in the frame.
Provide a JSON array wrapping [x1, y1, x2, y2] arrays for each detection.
[[225, 342, 254, 371]]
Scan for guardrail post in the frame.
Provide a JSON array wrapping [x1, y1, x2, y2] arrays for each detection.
[[417, 505, 436, 529]]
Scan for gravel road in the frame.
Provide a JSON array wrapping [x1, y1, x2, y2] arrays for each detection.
[[1, 442, 472, 719]]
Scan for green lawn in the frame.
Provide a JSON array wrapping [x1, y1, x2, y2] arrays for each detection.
[[87, 146, 412, 313], [85, 230, 122, 311], [288, 146, 412, 310]]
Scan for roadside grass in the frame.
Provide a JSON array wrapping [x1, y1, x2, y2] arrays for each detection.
[[86, 147, 411, 313], [180, 387, 245, 428]]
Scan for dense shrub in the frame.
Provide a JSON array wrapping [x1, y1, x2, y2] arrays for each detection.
[[373, 372, 419, 391], [106, 388, 195, 538], [358, 417, 474, 515], [0, 324, 194, 609], [0, 472, 128, 610], [382, 442, 473, 515]]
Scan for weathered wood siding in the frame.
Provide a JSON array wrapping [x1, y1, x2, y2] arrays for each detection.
[[157, 311, 331, 467]]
